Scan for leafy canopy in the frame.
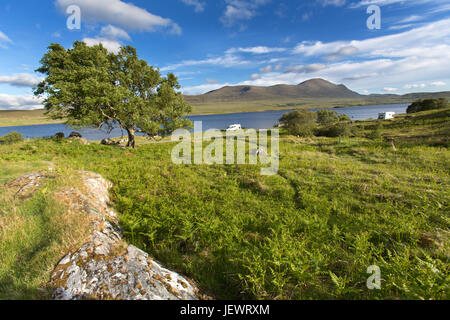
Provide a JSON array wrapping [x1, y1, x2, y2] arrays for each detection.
[[407, 98, 448, 114], [279, 110, 317, 137], [34, 41, 192, 147]]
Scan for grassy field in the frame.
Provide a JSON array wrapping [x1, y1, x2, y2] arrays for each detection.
[[0, 165, 92, 299], [0, 108, 448, 300], [0, 110, 64, 127]]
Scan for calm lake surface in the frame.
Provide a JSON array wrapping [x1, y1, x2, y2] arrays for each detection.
[[0, 103, 408, 141]]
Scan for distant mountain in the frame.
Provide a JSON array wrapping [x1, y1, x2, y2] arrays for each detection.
[[185, 79, 362, 103], [184, 78, 450, 105]]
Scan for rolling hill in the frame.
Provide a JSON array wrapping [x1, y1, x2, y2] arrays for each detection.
[[185, 78, 450, 107], [185, 79, 362, 103]]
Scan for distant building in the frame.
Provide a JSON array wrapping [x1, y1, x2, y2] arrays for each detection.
[[378, 112, 395, 120]]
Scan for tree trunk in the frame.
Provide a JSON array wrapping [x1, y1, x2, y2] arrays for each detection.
[[126, 128, 136, 149]]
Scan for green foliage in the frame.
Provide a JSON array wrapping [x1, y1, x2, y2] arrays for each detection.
[[0, 132, 23, 145], [407, 98, 448, 114], [368, 122, 383, 140], [0, 167, 91, 299], [339, 114, 351, 122], [0, 109, 449, 300], [279, 110, 317, 137], [34, 42, 192, 148], [317, 122, 351, 138], [317, 110, 340, 125], [316, 111, 351, 138]]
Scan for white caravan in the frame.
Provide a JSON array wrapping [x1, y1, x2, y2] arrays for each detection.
[[378, 112, 396, 120], [226, 124, 242, 131]]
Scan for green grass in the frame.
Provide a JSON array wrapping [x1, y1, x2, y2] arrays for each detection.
[[0, 109, 448, 300], [0, 164, 93, 299], [0, 110, 63, 127]]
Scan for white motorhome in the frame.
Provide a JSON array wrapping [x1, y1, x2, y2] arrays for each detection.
[[378, 112, 395, 120], [226, 124, 242, 131]]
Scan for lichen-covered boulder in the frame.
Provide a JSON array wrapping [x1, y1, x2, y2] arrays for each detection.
[[54, 132, 65, 139], [50, 171, 203, 300], [4, 171, 54, 198], [101, 138, 118, 146], [68, 132, 82, 138]]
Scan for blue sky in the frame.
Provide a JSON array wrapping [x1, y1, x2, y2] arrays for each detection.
[[0, 0, 449, 109]]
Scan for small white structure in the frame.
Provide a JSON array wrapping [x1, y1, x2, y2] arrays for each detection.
[[226, 124, 242, 131], [378, 112, 396, 120]]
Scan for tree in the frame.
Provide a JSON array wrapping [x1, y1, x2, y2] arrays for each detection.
[[34, 42, 192, 148], [338, 114, 351, 122], [407, 98, 448, 114], [279, 110, 317, 137], [317, 110, 339, 125], [316, 110, 351, 138]]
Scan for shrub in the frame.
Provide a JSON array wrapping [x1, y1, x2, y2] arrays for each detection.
[[279, 110, 317, 137], [316, 111, 351, 137], [0, 131, 23, 145], [317, 110, 339, 125], [317, 122, 351, 137], [368, 122, 383, 140], [407, 98, 448, 114]]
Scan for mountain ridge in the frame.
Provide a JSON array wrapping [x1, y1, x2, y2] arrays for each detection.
[[184, 78, 450, 104]]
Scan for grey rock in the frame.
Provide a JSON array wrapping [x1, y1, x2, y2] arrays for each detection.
[[54, 132, 65, 139], [68, 132, 82, 138], [101, 138, 119, 146], [50, 171, 202, 300]]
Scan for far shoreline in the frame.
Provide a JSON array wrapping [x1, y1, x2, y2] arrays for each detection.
[[0, 102, 410, 128]]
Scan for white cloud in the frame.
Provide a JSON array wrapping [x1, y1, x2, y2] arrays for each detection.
[[180, 0, 206, 13], [349, 0, 408, 8], [226, 46, 286, 54], [350, 0, 445, 9], [318, 0, 347, 6], [55, 0, 181, 34], [403, 83, 426, 89], [221, 0, 271, 27], [100, 25, 130, 40], [429, 3, 450, 13], [398, 15, 423, 24], [0, 30, 12, 48], [160, 53, 249, 71], [388, 24, 414, 30], [0, 94, 43, 110], [0, 73, 43, 87], [259, 65, 272, 73], [284, 63, 327, 74], [183, 83, 230, 95], [206, 78, 219, 84], [82, 37, 122, 53], [431, 81, 446, 86], [383, 87, 398, 92], [325, 46, 358, 61], [250, 73, 261, 80], [293, 19, 450, 61]]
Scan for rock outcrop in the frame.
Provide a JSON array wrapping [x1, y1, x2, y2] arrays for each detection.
[[68, 132, 82, 139], [4, 171, 54, 198], [49, 171, 203, 300]]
